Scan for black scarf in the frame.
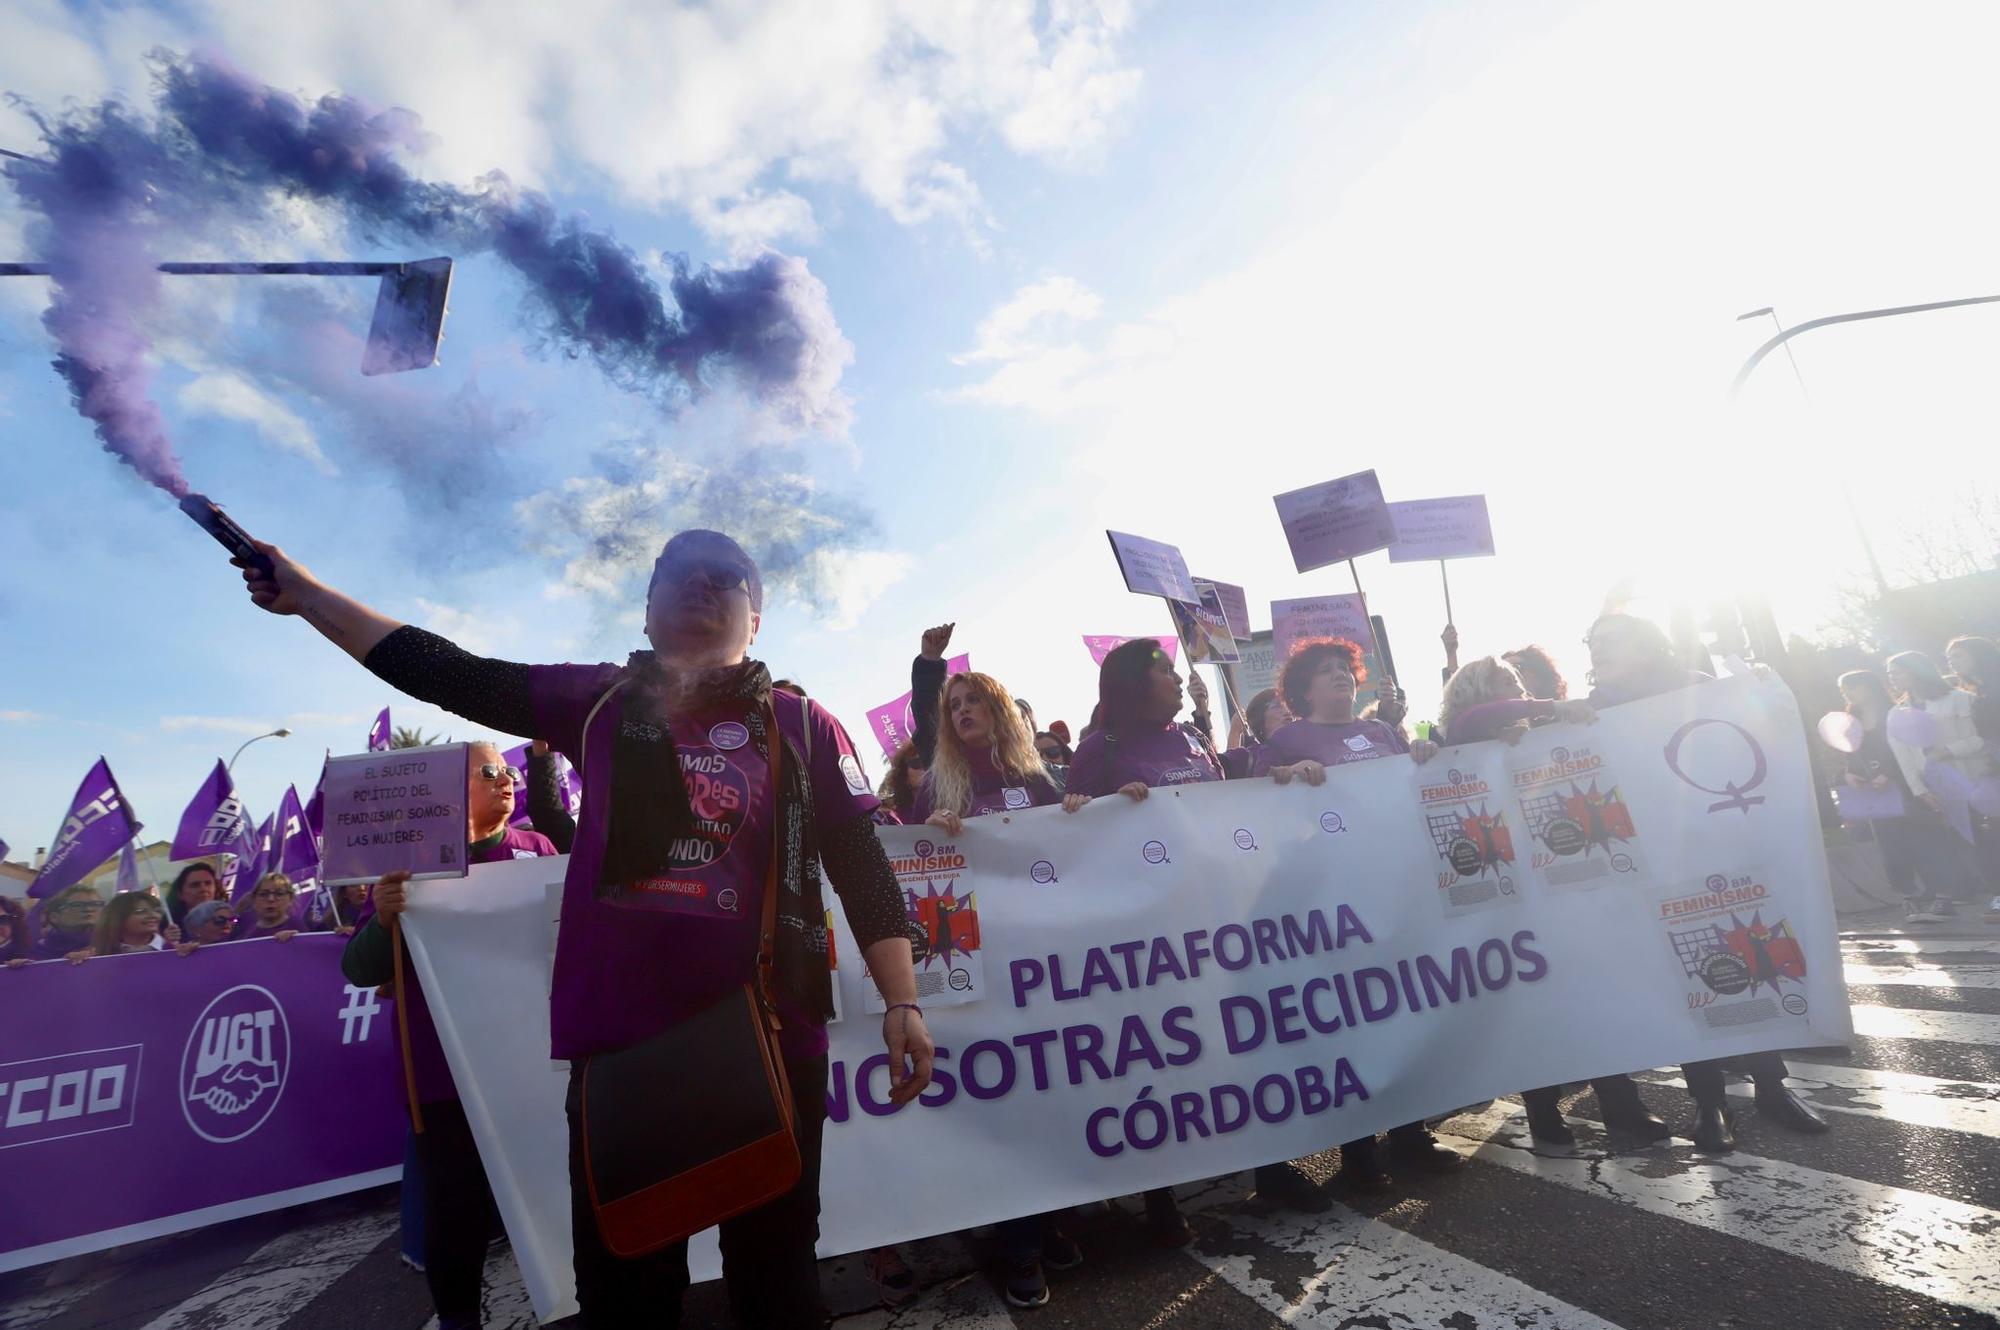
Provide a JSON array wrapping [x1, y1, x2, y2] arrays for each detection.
[[597, 653, 834, 1024]]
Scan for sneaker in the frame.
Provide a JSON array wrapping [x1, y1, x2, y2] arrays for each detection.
[[1041, 1227, 1083, 1272], [866, 1246, 916, 1304], [1985, 896, 2000, 924], [1254, 1162, 1333, 1213], [1003, 1255, 1049, 1309]]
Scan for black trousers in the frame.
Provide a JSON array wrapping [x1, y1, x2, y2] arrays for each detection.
[[1684, 1051, 1788, 1105], [1520, 1072, 1650, 1120], [409, 1098, 499, 1328], [567, 1054, 829, 1329]]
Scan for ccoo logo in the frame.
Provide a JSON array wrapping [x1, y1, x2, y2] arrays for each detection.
[[180, 984, 291, 1143]]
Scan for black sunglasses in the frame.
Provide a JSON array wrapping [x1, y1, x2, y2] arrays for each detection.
[[657, 560, 748, 594]]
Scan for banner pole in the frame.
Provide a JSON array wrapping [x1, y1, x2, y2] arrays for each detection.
[[391, 916, 426, 1134], [1441, 560, 1455, 627], [1346, 558, 1391, 683]]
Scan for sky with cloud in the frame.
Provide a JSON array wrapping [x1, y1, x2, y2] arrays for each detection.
[[3, 0, 1995, 864]]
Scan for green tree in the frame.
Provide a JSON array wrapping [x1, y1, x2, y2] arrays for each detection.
[[390, 724, 447, 749]]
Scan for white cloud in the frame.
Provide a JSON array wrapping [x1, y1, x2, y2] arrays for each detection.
[[409, 597, 515, 658], [178, 371, 335, 473], [1, 1, 1147, 250], [160, 715, 282, 736], [953, 276, 1104, 364], [0, 710, 46, 723]]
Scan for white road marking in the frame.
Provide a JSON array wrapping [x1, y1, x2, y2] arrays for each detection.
[[1844, 938, 2000, 957], [1185, 1203, 1620, 1329], [139, 1210, 393, 1330], [1646, 1061, 2000, 1136], [1850, 1003, 2000, 1047], [1440, 1104, 2000, 1317], [1845, 961, 2000, 990]]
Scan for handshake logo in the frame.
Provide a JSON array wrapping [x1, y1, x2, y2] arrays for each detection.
[[180, 985, 291, 1143]]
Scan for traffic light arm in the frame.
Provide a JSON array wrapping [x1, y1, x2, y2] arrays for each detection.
[[1731, 292, 2000, 395]]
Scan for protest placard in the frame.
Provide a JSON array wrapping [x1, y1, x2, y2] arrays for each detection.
[[1196, 577, 1252, 642], [1105, 530, 1200, 604], [1271, 594, 1371, 664], [1387, 495, 1496, 562], [1169, 581, 1241, 664], [320, 743, 470, 885], [1271, 470, 1395, 573], [864, 653, 970, 758], [1084, 634, 1179, 665]]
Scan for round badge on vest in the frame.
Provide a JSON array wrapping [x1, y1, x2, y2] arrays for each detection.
[[709, 721, 750, 750]]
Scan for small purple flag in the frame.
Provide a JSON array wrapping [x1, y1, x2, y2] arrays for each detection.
[[368, 707, 393, 753], [0, 837, 10, 863], [276, 785, 319, 880], [229, 813, 275, 903], [115, 842, 141, 895], [304, 759, 327, 852], [170, 759, 253, 860], [32, 758, 141, 899]]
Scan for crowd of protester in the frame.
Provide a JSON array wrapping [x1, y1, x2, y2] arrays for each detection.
[[6, 555, 1997, 1321]]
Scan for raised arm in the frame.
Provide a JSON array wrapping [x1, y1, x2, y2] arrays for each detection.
[[239, 540, 537, 738], [910, 622, 954, 765]]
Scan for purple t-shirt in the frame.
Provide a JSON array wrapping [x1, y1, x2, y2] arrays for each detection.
[[909, 748, 1062, 821], [532, 667, 878, 1061], [1252, 718, 1409, 774], [1069, 725, 1222, 796], [470, 826, 559, 863], [235, 916, 296, 941]]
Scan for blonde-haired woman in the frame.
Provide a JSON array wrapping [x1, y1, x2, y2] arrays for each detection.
[[237, 872, 302, 942], [911, 670, 1089, 836], [1437, 655, 1595, 746], [92, 892, 171, 955]]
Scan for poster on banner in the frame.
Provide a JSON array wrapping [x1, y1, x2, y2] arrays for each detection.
[[1169, 581, 1240, 664], [1386, 495, 1496, 562], [1270, 594, 1370, 663], [867, 836, 985, 1010], [0, 936, 404, 1273], [1084, 634, 1179, 666], [1271, 470, 1395, 573], [1652, 868, 1815, 1041], [864, 653, 971, 759], [1105, 530, 1200, 604], [320, 743, 470, 885], [401, 675, 1847, 1323], [1196, 577, 1252, 643], [1509, 739, 1646, 890], [1415, 762, 1520, 916]]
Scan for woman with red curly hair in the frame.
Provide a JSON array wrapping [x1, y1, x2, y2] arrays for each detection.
[[1251, 637, 1461, 1194]]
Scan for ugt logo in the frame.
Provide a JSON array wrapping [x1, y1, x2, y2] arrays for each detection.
[[180, 984, 291, 1143]]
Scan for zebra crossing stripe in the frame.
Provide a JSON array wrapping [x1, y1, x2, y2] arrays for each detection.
[[1844, 938, 2000, 958], [1183, 1202, 1620, 1329], [1438, 1104, 2000, 1318], [1850, 1003, 2000, 1046], [1843, 961, 2000, 990], [138, 1211, 395, 1330], [1647, 1061, 2000, 1136]]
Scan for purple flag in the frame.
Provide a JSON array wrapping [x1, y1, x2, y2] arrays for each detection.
[[31, 758, 141, 899], [115, 842, 141, 894], [368, 707, 392, 752], [863, 653, 971, 760], [229, 813, 275, 903], [275, 785, 319, 881], [304, 759, 327, 851], [170, 759, 253, 860], [0, 837, 10, 863]]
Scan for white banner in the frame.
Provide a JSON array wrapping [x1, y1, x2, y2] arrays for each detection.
[[403, 674, 1848, 1323]]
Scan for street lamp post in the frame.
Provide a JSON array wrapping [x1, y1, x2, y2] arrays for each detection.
[[227, 728, 292, 773], [1734, 305, 1891, 596]]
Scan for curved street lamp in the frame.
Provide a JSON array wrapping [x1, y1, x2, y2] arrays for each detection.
[[227, 728, 292, 773]]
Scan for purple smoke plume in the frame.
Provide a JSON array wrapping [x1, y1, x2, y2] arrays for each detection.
[[4, 52, 850, 497]]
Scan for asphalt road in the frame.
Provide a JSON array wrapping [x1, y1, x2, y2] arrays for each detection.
[[8, 914, 1998, 1329]]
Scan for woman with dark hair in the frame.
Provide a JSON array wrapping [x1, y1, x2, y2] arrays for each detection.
[[1838, 669, 1980, 918], [1072, 638, 1334, 1217], [237, 527, 930, 1329], [1503, 645, 1568, 703], [0, 896, 29, 966], [1584, 612, 1827, 1153], [1944, 636, 2000, 899], [1222, 687, 1289, 779], [92, 892, 169, 955], [1249, 638, 1461, 1191], [872, 741, 928, 826], [1034, 731, 1074, 771], [163, 861, 224, 931]]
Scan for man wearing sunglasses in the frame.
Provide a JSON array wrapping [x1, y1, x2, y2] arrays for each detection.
[[466, 742, 560, 863], [239, 526, 928, 1329]]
